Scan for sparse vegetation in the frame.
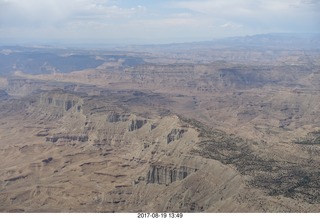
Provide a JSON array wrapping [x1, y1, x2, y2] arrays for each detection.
[[0, 41, 320, 212], [181, 117, 320, 204]]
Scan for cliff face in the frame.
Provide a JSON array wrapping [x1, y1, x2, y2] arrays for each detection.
[[123, 63, 312, 92], [147, 164, 197, 185], [6, 78, 40, 96], [46, 134, 88, 143], [107, 113, 130, 123], [39, 92, 82, 112], [5, 77, 86, 97], [128, 119, 147, 131], [167, 128, 186, 144]]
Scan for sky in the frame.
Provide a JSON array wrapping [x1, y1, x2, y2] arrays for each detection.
[[0, 0, 319, 45]]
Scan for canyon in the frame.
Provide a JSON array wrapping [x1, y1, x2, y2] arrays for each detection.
[[0, 34, 320, 212]]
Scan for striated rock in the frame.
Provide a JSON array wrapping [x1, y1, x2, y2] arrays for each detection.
[[46, 134, 88, 143], [40, 94, 80, 112], [167, 129, 186, 144], [6, 78, 41, 96], [128, 119, 147, 131], [107, 113, 130, 123], [147, 164, 197, 185]]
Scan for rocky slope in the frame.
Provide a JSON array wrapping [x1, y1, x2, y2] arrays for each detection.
[[0, 87, 319, 212], [0, 42, 319, 212]]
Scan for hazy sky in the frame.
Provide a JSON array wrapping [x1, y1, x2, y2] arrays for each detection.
[[0, 0, 319, 44]]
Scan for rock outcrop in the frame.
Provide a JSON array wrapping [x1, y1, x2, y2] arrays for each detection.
[[46, 134, 88, 143], [128, 119, 147, 131], [167, 129, 186, 144], [107, 113, 130, 123], [146, 164, 197, 185], [6, 78, 39, 96], [39, 92, 81, 112]]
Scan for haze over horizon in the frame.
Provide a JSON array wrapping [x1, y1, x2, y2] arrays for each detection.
[[0, 0, 319, 45]]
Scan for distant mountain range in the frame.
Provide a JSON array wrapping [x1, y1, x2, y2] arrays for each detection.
[[215, 33, 320, 49], [1, 33, 319, 76], [123, 33, 320, 51]]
